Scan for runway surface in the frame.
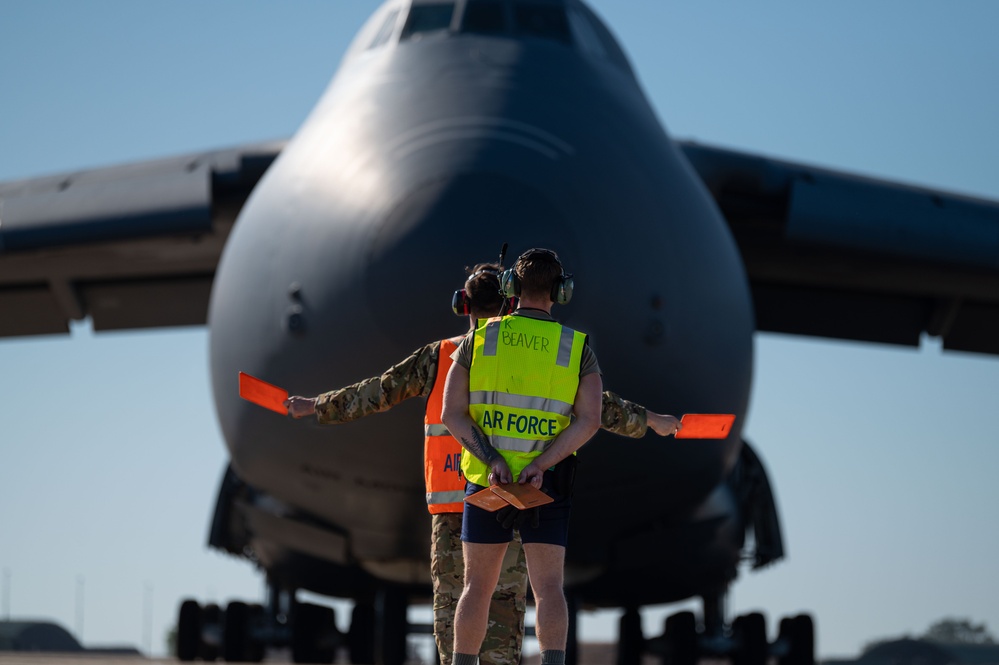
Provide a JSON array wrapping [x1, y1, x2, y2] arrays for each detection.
[[0, 657, 173, 665], [0, 646, 708, 664]]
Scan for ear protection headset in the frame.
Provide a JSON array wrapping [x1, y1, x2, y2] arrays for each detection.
[[499, 248, 574, 305], [451, 268, 516, 316]]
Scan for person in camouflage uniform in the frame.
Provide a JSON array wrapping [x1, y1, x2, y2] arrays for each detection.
[[286, 262, 680, 665]]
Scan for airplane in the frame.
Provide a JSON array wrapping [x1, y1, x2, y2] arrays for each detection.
[[2, 1, 998, 664]]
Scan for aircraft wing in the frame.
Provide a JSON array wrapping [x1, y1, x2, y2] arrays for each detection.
[[0, 141, 284, 337], [679, 140, 999, 355], [4, 138, 998, 355]]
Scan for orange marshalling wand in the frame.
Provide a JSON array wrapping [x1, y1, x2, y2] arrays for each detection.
[[238, 372, 289, 415], [675, 413, 736, 439]]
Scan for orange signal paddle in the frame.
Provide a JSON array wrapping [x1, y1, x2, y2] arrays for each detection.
[[238, 372, 289, 415], [675, 413, 736, 439]]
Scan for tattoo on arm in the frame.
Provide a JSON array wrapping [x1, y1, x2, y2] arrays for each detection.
[[460, 426, 501, 465]]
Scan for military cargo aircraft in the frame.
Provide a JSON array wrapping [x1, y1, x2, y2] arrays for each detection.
[[2, 1, 998, 664]]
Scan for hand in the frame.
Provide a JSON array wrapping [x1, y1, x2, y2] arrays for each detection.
[[517, 461, 544, 489], [285, 396, 318, 419], [647, 412, 681, 437], [488, 458, 512, 485]]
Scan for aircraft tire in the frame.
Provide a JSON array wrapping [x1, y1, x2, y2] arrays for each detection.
[[200, 603, 222, 661], [617, 607, 644, 665], [566, 593, 579, 665], [663, 611, 698, 665], [777, 617, 793, 665], [376, 588, 408, 665], [292, 602, 336, 664], [733, 612, 767, 665], [789, 615, 815, 665], [176, 599, 201, 661], [223, 600, 249, 662], [247, 604, 266, 662], [348, 602, 376, 664]]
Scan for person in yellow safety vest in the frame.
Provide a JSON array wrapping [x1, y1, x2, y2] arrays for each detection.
[[443, 248, 627, 665], [286, 259, 681, 665]]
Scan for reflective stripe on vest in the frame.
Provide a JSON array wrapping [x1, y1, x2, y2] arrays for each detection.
[[480, 317, 578, 367], [424, 337, 466, 514], [461, 315, 585, 486], [426, 489, 466, 505], [424, 423, 451, 437]]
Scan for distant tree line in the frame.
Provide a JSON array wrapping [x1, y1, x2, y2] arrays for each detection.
[[864, 617, 996, 653]]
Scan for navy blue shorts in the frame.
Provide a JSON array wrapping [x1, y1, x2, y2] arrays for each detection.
[[461, 470, 571, 546]]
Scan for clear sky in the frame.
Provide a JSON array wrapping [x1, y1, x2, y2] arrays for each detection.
[[2, 1, 998, 659]]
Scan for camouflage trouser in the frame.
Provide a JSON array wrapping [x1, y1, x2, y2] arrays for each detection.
[[431, 513, 528, 665]]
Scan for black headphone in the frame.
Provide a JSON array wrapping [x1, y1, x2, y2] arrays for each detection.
[[451, 268, 516, 316], [499, 248, 574, 305]]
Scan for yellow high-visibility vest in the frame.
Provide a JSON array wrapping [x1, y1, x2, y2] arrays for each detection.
[[461, 314, 586, 485]]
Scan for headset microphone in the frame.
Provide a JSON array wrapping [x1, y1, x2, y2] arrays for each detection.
[[497, 242, 516, 314]]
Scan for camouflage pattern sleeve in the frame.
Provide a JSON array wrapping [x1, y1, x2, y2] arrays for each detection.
[[600, 389, 649, 438], [314, 341, 440, 424]]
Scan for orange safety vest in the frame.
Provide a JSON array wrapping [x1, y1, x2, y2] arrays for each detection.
[[423, 337, 466, 514]]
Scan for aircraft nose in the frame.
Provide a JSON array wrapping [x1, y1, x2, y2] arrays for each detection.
[[362, 171, 583, 332]]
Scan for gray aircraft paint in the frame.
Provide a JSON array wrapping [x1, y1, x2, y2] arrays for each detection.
[[207, 0, 752, 600]]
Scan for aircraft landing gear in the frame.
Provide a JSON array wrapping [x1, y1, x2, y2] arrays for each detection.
[[223, 601, 265, 662], [566, 593, 579, 665], [617, 606, 644, 665], [176, 601, 224, 662], [175, 588, 342, 663], [176, 599, 202, 661], [375, 587, 409, 665], [731, 612, 767, 665], [776, 614, 815, 665], [614, 598, 815, 665], [662, 610, 698, 665], [292, 601, 338, 663], [347, 602, 376, 664]]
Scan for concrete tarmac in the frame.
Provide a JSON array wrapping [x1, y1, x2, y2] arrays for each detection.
[[0, 656, 290, 665], [0, 646, 700, 665], [0, 657, 285, 665], [0, 657, 175, 665]]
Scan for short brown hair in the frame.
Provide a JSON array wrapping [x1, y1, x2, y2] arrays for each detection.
[[464, 262, 505, 316], [514, 249, 564, 301]]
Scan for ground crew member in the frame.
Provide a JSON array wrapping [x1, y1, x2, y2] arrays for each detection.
[[442, 248, 611, 665], [286, 260, 680, 665]]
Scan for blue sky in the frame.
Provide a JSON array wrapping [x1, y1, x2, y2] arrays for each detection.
[[2, 1, 999, 659]]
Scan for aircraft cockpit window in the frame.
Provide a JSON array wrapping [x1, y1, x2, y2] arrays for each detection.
[[462, 0, 507, 34], [566, 8, 607, 59], [368, 9, 400, 50], [512, 3, 571, 45], [400, 4, 456, 41]]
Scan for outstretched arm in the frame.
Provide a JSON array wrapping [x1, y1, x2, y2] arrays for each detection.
[[287, 395, 320, 419], [601, 390, 681, 437], [285, 342, 438, 423], [646, 411, 681, 437]]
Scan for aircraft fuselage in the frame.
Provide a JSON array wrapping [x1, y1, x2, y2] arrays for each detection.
[[207, 0, 754, 605]]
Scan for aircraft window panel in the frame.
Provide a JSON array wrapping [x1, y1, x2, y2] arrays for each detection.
[[368, 9, 400, 50], [462, 0, 508, 34], [512, 3, 571, 45], [400, 4, 456, 41], [569, 4, 635, 73], [567, 8, 607, 59]]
